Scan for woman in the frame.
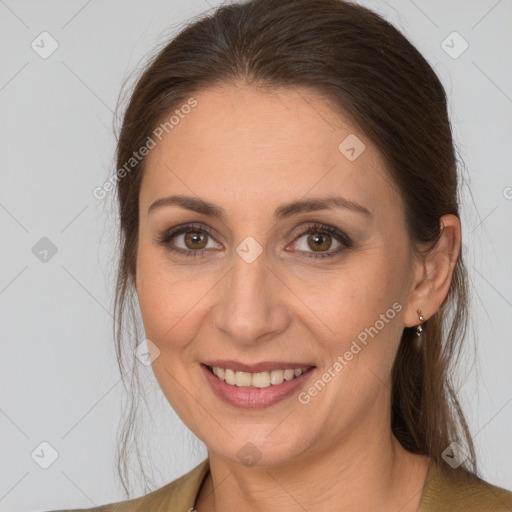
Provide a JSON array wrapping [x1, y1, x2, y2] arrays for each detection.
[[50, 0, 512, 510]]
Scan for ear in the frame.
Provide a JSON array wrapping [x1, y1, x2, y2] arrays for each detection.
[[403, 214, 461, 328]]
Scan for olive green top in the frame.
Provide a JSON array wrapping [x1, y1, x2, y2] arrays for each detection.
[[49, 458, 512, 511]]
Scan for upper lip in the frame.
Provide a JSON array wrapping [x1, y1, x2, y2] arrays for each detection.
[[203, 360, 315, 373]]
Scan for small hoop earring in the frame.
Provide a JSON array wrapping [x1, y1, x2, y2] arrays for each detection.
[[416, 309, 425, 337]]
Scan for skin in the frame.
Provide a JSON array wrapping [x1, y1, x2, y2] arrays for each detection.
[[135, 82, 461, 511]]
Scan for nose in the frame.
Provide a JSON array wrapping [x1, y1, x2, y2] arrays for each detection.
[[212, 246, 290, 345]]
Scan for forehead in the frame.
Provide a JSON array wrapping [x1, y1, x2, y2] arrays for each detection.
[[141, 82, 400, 219]]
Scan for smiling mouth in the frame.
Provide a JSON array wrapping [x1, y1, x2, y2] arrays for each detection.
[[204, 364, 314, 389]]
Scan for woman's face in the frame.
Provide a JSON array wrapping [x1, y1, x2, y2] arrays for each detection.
[[136, 83, 419, 467]]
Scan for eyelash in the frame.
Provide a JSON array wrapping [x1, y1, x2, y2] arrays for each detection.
[[156, 222, 352, 260]]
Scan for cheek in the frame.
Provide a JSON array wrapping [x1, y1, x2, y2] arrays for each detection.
[[295, 251, 403, 329], [298, 248, 407, 382], [135, 247, 207, 419], [137, 243, 222, 361], [135, 244, 208, 349], [300, 255, 406, 428]]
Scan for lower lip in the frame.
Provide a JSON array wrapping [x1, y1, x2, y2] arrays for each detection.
[[201, 364, 314, 408]]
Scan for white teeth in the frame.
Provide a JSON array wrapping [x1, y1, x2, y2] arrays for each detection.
[[252, 371, 271, 388], [225, 368, 236, 385], [270, 369, 284, 385], [284, 369, 295, 381], [210, 366, 309, 388], [235, 371, 252, 387]]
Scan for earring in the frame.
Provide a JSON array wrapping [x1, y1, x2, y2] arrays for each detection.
[[416, 309, 425, 337]]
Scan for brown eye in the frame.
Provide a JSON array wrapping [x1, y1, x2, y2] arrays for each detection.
[[184, 231, 208, 250], [157, 223, 222, 257], [289, 223, 351, 260], [295, 230, 341, 254], [307, 232, 333, 252]]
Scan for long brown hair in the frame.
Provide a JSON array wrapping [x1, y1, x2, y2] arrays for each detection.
[[113, 0, 476, 495]]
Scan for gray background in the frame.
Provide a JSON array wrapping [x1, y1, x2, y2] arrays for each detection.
[[0, 0, 511, 510]]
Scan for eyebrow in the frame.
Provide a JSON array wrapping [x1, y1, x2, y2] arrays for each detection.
[[148, 195, 372, 220], [147, 194, 371, 219]]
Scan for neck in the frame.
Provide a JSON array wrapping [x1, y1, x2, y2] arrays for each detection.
[[196, 418, 430, 512]]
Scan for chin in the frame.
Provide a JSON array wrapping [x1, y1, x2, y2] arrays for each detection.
[[205, 429, 310, 469]]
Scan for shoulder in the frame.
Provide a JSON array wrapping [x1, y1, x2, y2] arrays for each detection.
[[45, 459, 209, 512], [418, 460, 512, 512]]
